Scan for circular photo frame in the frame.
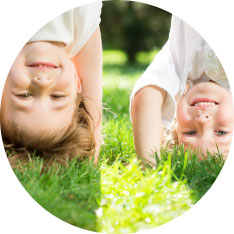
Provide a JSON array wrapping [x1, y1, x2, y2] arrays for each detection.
[[0, 1, 234, 234]]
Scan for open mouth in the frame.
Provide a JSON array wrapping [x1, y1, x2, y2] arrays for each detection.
[[27, 62, 59, 69], [190, 98, 219, 107]]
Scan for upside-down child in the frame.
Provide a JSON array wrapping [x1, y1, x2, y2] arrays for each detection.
[[131, 16, 234, 166], [1, 2, 103, 167]]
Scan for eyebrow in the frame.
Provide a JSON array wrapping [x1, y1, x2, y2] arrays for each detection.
[[213, 139, 232, 148], [52, 99, 71, 111], [10, 95, 32, 111], [207, 140, 231, 156], [182, 142, 194, 150], [182, 138, 232, 152]]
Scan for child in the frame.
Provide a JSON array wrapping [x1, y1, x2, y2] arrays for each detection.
[[130, 15, 234, 166], [1, 2, 103, 168]]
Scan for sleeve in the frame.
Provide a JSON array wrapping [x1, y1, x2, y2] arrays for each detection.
[[28, 1, 102, 58], [28, 10, 75, 44], [66, 2, 102, 57], [130, 41, 180, 127]]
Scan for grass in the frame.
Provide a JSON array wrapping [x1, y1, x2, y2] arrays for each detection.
[[97, 156, 194, 233], [10, 50, 224, 233], [15, 158, 100, 231]]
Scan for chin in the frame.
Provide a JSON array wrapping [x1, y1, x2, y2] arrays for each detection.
[[189, 81, 227, 94]]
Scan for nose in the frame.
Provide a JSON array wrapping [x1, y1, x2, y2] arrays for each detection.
[[195, 110, 211, 124], [32, 76, 53, 87]]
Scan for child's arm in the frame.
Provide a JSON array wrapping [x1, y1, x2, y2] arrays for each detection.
[[131, 85, 166, 166], [72, 27, 102, 163], [130, 38, 180, 167]]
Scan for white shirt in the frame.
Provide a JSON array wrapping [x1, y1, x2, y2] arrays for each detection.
[[130, 16, 230, 127], [29, 2, 102, 58]]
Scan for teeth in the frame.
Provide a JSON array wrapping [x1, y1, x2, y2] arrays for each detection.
[[194, 102, 216, 106], [37, 65, 52, 68]]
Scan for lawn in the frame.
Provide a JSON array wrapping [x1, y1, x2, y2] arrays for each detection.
[[11, 50, 224, 233]]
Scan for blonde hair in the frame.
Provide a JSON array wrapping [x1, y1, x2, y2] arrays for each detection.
[[1, 96, 96, 169], [161, 118, 179, 150]]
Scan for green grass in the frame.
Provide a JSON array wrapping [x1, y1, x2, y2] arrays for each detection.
[[15, 158, 100, 231], [97, 157, 194, 234], [10, 50, 224, 233]]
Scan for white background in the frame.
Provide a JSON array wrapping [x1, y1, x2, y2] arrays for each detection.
[[0, 0, 234, 233]]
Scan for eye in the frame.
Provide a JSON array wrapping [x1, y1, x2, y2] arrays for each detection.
[[16, 93, 32, 98], [50, 94, 65, 99], [215, 130, 228, 136], [183, 131, 197, 136]]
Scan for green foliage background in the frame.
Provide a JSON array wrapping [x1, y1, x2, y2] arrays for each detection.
[[101, 1, 171, 62]]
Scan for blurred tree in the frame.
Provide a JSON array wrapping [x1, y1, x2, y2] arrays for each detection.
[[100, 1, 171, 63]]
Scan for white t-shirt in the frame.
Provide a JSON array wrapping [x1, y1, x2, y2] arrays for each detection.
[[130, 15, 230, 127], [29, 1, 102, 58]]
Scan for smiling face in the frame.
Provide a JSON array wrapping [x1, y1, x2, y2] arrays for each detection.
[[176, 82, 234, 158], [1, 41, 81, 141]]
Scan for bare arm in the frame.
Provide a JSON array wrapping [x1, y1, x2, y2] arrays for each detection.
[[72, 27, 102, 163], [131, 85, 166, 166]]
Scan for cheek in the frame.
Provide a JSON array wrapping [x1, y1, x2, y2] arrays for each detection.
[[59, 70, 79, 93], [56, 78, 78, 95], [7, 66, 28, 88], [176, 103, 190, 126], [216, 105, 234, 126]]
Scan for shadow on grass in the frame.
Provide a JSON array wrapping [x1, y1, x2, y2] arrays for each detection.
[[14, 158, 101, 232]]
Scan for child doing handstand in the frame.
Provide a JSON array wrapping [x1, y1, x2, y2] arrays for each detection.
[[131, 16, 234, 166], [1, 2, 103, 167]]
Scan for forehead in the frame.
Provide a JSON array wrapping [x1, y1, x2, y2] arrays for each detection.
[[3, 114, 69, 140], [1, 99, 77, 143], [1, 120, 67, 149], [1, 104, 78, 148]]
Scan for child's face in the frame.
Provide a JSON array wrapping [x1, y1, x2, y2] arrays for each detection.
[[1, 42, 81, 139], [176, 82, 234, 158]]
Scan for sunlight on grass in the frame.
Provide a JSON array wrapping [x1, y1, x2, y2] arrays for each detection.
[[97, 157, 194, 234], [103, 49, 159, 65], [103, 50, 127, 65], [103, 76, 136, 91], [136, 50, 159, 64]]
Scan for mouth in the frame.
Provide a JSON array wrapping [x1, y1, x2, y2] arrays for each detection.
[[190, 98, 219, 107], [27, 62, 59, 69]]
